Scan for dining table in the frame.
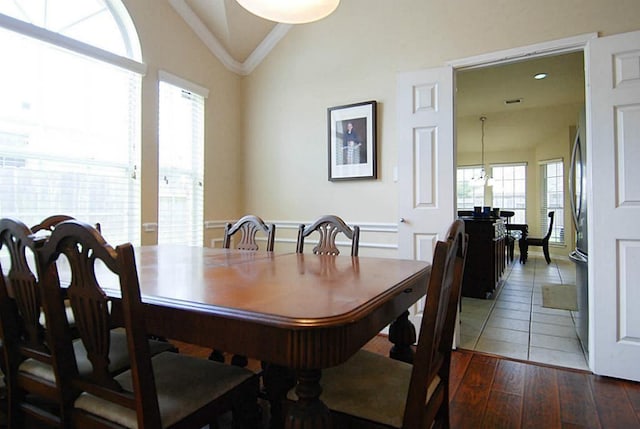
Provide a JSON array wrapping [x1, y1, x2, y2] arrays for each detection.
[[104, 245, 431, 429]]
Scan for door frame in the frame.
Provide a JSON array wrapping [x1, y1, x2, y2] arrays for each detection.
[[447, 32, 597, 369]]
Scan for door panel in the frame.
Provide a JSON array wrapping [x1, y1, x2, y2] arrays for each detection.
[[397, 66, 455, 329], [588, 29, 640, 381]]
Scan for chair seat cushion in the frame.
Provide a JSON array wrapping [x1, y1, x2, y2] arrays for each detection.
[[74, 351, 256, 428], [288, 350, 440, 428], [19, 328, 175, 383]]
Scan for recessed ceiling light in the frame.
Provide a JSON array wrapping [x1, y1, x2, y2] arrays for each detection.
[[534, 73, 548, 80]]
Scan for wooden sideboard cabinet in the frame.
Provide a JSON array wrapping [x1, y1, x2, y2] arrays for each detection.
[[460, 216, 506, 299]]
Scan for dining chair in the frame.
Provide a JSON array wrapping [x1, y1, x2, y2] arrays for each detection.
[[0, 218, 174, 428], [524, 211, 554, 264], [296, 215, 360, 256], [499, 210, 516, 263], [289, 220, 467, 429], [223, 214, 276, 252], [38, 220, 261, 429], [212, 214, 276, 365]]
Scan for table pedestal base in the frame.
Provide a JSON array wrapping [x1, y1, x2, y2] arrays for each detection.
[[285, 369, 331, 429], [388, 310, 417, 363]]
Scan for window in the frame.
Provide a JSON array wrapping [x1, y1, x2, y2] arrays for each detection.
[[491, 163, 527, 224], [457, 166, 485, 210], [0, 3, 143, 244], [541, 160, 564, 245], [157, 73, 206, 246]]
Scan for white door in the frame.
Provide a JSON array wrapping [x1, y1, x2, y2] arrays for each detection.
[[588, 30, 640, 381], [397, 66, 455, 328]]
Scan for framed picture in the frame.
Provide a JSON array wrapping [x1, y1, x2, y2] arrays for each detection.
[[328, 100, 377, 181]]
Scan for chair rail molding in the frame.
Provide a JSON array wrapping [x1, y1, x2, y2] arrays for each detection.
[[205, 219, 399, 250]]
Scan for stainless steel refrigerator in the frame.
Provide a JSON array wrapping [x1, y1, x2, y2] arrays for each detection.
[[569, 108, 588, 356]]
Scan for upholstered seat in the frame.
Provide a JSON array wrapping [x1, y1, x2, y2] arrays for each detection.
[[74, 351, 255, 428]]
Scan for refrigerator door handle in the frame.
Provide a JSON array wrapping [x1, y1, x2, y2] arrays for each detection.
[[569, 133, 581, 230]]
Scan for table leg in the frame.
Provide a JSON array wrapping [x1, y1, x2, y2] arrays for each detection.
[[285, 369, 332, 429], [388, 310, 417, 363], [262, 363, 296, 429]]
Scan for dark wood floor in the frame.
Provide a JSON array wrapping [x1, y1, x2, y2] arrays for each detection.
[[7, 337, 634, 428], [175, 335, 640, 428]]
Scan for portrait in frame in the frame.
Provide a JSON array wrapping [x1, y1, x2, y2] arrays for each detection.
[[328, 100, 377, 181]]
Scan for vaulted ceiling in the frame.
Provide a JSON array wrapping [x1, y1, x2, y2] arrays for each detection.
[[170, 0, 289, 75], [174, 1, 586, 152]]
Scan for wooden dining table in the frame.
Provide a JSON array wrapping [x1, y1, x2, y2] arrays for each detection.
[[105, 245, 431, 429]]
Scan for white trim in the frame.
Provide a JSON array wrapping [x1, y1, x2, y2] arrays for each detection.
[[242, 24, 292, 75], [168, 0, 243, 74], [448, 32, 598, 70], [158, 70, 209, 98], [168, 0, 291, 76], [0, 12, 147, 75], [204, 219, 399, 251], [538, 157, 563, 165]]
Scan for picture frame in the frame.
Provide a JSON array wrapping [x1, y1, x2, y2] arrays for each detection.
[[328, 100, 377, 181]]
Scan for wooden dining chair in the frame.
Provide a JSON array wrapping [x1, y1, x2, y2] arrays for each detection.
[[212, 214, 276, 365], [291, 220, 467, 429], [223, 214, 276, 251], [499, 210, 516, 263], [0, 218, 174, 428], [296, 215, 360, 256], [38, 220, 261, 429], [524, 211, 555, 264]]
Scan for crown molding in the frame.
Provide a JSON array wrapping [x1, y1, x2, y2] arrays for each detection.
[[169, 0, 291, 76]]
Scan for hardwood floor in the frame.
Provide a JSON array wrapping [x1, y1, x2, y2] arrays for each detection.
[[3, 336, 637, 427], [174, 335, 640, 428]]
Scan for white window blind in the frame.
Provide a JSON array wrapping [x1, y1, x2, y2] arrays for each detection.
[[491, 163, 527, 224], [157, 75, 205, 246], [0, 25, 141, 245], [540, 159, 564, 245], [457, 166, 485, 210]]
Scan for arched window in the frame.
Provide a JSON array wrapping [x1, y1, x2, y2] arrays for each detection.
[[0, 1, 143, 244]]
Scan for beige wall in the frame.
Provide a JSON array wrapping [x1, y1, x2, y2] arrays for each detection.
[[124, 0, 244, 245], [239, 0, 639, 256]]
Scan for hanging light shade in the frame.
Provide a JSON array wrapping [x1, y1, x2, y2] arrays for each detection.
[[236, 0, 340, 24]]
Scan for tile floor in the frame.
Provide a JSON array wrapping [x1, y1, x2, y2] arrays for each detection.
[[459, 251, 589, 371]]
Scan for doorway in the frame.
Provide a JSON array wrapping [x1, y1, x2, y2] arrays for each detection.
[[454, 52, 587, 369]]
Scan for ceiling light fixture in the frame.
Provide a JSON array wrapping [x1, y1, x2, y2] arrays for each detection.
[[534, 72, 548, 80], [236, 0, 340, 24]]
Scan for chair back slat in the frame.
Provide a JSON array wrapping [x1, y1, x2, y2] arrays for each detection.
[[296, 215, 360, 256]]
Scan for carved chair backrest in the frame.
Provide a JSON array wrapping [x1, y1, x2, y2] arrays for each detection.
[[37, 220, 163, 427], [223, 215, 276, 252], [0, 218, 49, 358], [296, 215, 360, 257]]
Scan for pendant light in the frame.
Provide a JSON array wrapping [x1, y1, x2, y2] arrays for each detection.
[[236, 0, 340, 24], [473, 116, 493, 186]]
